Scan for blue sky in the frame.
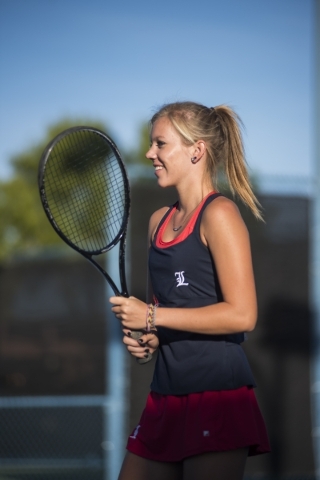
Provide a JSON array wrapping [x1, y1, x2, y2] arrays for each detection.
[[0, 0, 313, 182]]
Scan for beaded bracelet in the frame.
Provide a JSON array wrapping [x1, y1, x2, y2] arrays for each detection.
[[150, 303, 158, 330], [146, 302, 159, 332], [146, 303, 153, 332]]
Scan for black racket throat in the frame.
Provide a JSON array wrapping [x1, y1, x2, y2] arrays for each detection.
[[84, 244, 129, 298]]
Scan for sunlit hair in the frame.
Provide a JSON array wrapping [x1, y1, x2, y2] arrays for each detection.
[[151, 101, 262, 220]]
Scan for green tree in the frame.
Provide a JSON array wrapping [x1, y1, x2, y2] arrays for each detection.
[[0, 119, 109, 261]]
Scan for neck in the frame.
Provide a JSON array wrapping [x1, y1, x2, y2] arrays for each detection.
[[175, 183, 214, 214]]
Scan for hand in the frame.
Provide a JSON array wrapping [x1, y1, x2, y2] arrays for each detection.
[[109, 295, 147, 331], [122, 329, 159, 359]]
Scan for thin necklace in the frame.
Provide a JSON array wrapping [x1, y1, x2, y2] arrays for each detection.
[[172, 204, 200, 232], [172, 191, 216, 231]]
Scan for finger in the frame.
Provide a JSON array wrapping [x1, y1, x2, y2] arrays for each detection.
[[127, 346, 154, 359], [135, 332, 157, 344], [122, 328, 133, 336], [142, 332, 158, 342], [111, 305, 125, 313], [123, 330, 142, 339], [146, 337, 159, 349], [123, 336, 141, 347], [109, 296, 126, 306], [132, 332, 159, 350], [126, 344, 146, 354]]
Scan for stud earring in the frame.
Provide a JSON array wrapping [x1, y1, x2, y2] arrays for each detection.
[[191, 157, 198, 164]]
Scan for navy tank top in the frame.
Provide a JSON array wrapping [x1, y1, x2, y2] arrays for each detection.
[[149, 192, 256, 395]]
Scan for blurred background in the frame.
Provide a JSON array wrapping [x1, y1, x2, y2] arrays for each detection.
[[0, 0, 318, 479]]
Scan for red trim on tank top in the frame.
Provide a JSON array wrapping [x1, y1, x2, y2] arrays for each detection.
[[155, 191, 217, 249]]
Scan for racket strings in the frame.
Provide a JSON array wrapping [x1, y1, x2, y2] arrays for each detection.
[[48, 158, 124, 250], [44, 130, 127, 252]]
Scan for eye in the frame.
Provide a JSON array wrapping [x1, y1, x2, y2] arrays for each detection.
[[156, 141, 165, 148]]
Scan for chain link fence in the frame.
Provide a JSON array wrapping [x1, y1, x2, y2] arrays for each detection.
[[0, 397, 106, 479], [0, 252, 126, 480]]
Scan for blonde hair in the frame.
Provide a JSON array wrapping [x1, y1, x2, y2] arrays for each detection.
[[151, 101, 262, 220]]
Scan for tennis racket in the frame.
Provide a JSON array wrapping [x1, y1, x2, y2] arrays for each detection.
[[38, 126, 152, 364]]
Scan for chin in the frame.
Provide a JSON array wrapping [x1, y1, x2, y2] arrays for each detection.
[[156, 173, 174, 187], [157, 179, 174, 189]]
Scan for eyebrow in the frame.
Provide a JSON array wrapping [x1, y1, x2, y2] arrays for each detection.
[[151, 135, 166, 141]]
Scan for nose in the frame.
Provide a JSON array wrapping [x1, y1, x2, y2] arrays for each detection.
[[146, 145, 156, 161]]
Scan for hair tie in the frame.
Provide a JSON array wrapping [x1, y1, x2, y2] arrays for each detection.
[[208, 106, 217, 116], [209, 106, 219, 122]]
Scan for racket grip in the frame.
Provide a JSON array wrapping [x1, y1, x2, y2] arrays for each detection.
[[137, 353, 152, 365], [130, 330, 153, 365]]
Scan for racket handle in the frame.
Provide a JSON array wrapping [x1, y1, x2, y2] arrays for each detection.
[[137, 354, 152, 365], [130, 330, 153, 365], [130, 330, 145, 340]]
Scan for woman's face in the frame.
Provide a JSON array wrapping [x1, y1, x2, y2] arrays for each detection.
[[146, 117, 194, 189]]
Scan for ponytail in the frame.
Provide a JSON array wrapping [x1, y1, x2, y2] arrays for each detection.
[[213, 105, 263, 220]]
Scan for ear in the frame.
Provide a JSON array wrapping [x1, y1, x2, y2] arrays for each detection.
[[191, 140, 206, 161]]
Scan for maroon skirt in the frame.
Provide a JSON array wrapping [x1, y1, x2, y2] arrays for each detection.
[[127, 386, 270, 462]]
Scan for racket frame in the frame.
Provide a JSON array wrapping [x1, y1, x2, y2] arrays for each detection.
[[38, 126, 130, 297]]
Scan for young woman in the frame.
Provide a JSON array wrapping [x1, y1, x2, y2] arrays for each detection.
[[110, 102, 270, 480]]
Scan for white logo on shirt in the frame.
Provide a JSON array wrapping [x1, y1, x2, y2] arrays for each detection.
[[175, 271, 189, 287], [129, 425, 141, 439]]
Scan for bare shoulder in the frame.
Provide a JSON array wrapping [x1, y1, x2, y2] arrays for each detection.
[[148, 206, 171, 242], [203, 195, 243, 222], [201, 196, 248, 243]]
